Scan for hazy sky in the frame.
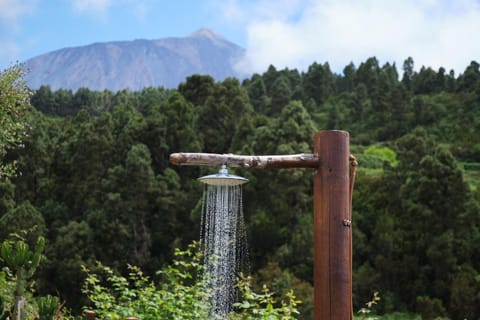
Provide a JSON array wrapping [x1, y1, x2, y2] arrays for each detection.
[[1, 0, 479, 75]]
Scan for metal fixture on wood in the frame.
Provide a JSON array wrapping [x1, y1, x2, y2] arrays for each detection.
[[170, 130, 356, 320]]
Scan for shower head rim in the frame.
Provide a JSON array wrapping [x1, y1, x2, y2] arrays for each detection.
[[198, 165, 249, 186]]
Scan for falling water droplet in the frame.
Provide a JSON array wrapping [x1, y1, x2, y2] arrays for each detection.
[[200, 183, 249, 318]]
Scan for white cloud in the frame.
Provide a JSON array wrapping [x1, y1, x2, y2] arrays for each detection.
[[0, 0, 37, 25], [0, 0, 37, 69], [71, 0, 150, 19], [213, 0, 306, 25], [71, 0, 114, 13], [228, 0, 480, 75], [212, 0, 245, 24]]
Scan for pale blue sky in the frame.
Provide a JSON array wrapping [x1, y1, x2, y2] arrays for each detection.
[[0, 0, 247, 69], [1, 0, 480, 75]]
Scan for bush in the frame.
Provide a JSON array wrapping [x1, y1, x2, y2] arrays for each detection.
[[82, 242, 302, 319], [230, 274, 301, 320], [0, 235, 71, 320], [362, 145, 398, 168], [82, 242, 210, 319], [448, 265, 480, 319], [415, 296, 446, 320], [253, 260, 312, 319]]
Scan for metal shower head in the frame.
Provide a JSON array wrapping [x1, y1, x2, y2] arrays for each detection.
[[198, 164, 248, 186]]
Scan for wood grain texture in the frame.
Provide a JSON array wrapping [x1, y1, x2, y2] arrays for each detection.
[[314, 130, 352, 320], [170, 152, 319, 169]]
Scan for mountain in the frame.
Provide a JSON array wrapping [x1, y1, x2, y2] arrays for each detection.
[[24, 28, 246, 91]]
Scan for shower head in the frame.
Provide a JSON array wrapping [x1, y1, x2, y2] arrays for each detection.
[[198, 164, 248, 186]]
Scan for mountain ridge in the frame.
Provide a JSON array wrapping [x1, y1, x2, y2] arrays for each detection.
[[24, 28, 247, 91]]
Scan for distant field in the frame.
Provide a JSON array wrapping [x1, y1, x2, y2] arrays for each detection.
[[353, 144, 480, 192], [351, 144, 396, 176]]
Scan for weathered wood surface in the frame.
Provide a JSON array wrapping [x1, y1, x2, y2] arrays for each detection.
[[170, 152, 319, 169], [314, 130, 353, 320]]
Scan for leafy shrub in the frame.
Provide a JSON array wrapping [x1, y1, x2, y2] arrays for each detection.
[[82, 242, 302, 319], [357, 291, 380, 318], [230, 274, 301, 320], [37, 295, 60, 320], [0, 235, 71, 320], [362, 145, 398, 168], [0, 63, 32, 178], [253, 260, 312, 319], [415, 296, 446, 320], [448, 265, 480, 319], [82, 242, 210, 319]]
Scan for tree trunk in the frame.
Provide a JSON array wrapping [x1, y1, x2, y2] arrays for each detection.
[[13, 295, 25, 320]]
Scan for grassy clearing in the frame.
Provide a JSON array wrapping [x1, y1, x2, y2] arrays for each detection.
[[460, 161, 480, 191], [351, 144, 396, 176], [353, 144, 480, 192]]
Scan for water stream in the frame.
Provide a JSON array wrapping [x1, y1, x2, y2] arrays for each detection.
[[200, 184, 249, 318]]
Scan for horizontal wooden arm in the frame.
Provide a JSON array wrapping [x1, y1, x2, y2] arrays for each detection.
[[169, 153, 320, 169]]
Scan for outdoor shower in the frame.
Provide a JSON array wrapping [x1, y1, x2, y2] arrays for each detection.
[[170, 130, 357, 320]]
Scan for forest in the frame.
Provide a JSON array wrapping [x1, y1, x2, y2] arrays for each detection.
[[0, 57, 480, 319]]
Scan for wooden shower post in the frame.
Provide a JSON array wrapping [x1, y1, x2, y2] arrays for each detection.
[[169, 130, 354, 320], [314, 130, 352, 319]]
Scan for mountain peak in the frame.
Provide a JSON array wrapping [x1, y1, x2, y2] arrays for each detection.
[[24, 29, 246, 91], [189, 28, 225, 41]]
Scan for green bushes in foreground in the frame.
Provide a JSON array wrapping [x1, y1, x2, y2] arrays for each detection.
[[1, 234, 438, 320], [82, 242, 301, 319], [1, 238, 301, 319]]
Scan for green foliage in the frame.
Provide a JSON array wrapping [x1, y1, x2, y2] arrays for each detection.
[[0, 295, 9, 320], [0, 235, 49, 320], [363, 145, 397, 167], [353, 129, 480, 316], [82, 243, 302, 320], [354, 144, 398, 174], [0, 63, 32, 177], [459, 161, 480, 191], [230, 274, 301, 320], [253, 260, 313, 319], [355, 312, 421, 320], [82, 242, 210, 319], [0, 237, 76, 320], [0, 269, 15, 320], [37, 295, 60, 320], [195, 77, 253, 153], [0, 275, 21, 320], [448, 264, 480, 319], [415, 296, 446, 320], [357, 291, 381, 318], [8, 56, 480, 318], [0, 202, 46, 247], [0, 236, 44, 286]]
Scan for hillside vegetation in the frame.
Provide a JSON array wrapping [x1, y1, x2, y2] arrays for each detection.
[[1, 57, 479, 319]]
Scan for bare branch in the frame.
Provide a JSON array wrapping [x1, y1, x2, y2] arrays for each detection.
[[169, 153, 319, 169]]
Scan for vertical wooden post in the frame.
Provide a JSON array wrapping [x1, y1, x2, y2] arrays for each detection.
[[85, 310, 96, 320], [314, 130, 352, 319]]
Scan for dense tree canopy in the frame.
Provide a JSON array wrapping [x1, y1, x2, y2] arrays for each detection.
[[1, 57, 479, 318]]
